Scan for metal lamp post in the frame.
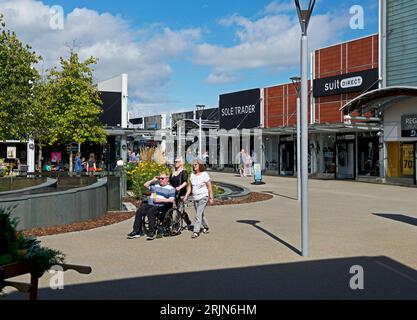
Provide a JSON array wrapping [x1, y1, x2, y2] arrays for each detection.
[[290, 76, 302, 202], [294, 0, 316, 257], [196, 105, 206, 159]]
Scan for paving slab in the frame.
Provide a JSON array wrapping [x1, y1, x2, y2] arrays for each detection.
[[4, 172, 417, 299]]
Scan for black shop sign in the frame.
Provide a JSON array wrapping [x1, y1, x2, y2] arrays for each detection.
[[219, 88, 261, 130], [401, 114, 417, 138], [313, 69, 379, 97]]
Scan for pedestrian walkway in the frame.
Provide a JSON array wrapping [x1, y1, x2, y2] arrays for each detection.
[[5, 172, 417, 299]]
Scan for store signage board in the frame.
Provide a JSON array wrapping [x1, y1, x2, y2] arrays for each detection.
[[252, 163, 265, 185], [219, 88, 261, 130], [280, 136, 294, 142], [401, 114, 417, 138], [337, 134, 355, 141], [313, 69, 379, 97]]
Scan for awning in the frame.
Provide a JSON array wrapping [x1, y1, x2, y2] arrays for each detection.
[[340, 86, 417, 115]]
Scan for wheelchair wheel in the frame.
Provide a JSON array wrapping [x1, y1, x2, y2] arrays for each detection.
[[164, 208, 183, 236]]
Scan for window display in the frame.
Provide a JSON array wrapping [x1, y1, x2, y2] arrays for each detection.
[[316, 134, 336, 176]]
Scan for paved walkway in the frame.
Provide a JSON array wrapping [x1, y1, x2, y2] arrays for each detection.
[[5, 172, 417, 299]]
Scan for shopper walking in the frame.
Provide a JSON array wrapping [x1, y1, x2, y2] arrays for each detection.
[[169, 157, 192, 229], [244, 152, 253, 177], [239, 149, 246, 177], [184, 159, 214, 239], [86, 153, 97, 176], [74, 152, 83, 174]]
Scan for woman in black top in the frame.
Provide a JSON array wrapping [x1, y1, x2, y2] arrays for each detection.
[[169, 157, 192, 227]]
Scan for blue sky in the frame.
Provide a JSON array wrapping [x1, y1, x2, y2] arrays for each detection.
[[0, 0, 378, 117]]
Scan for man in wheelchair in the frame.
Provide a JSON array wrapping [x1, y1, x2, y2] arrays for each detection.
[[127, 171, 176, 240]]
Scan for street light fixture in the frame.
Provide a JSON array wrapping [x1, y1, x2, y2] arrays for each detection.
[[290, 76, 301, 202], [294, 0, 316, 257], [196, 105, 206, 159]]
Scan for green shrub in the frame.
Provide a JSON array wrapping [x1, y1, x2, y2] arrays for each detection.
[[0, 207, 65, 273], [212, 184, 224, 198], [127, 161, 170, 199]]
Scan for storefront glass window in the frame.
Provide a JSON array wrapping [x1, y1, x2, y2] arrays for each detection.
[[336, 142, 355, 179], [264, 135, 279, 173], [401, 143, 414, 177], [387, 142, 415, 179], [316, 134, 336, 176], [415, 143, 417, 184], [279, 136, 294, 176]]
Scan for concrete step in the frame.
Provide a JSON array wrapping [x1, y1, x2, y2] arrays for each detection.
[[123, 202, 137, 212]]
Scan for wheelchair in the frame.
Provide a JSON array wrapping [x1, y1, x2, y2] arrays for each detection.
[[141, 205, 183, 238]]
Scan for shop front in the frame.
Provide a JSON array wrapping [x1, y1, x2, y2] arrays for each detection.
[[385, 112, 417, 184], [335, 134, 356, 180], [263, 134, 279, 174], [0, 142, 29, 174], [357, 132, 380, 177], [386, 142, 415, 183], [310, 133, 336, 179], [341, 88, 417, 185], [279, 135, 295, 176]]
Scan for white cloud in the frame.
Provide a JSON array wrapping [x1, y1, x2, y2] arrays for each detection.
[[205, 71, 237, 85], [0, 0, 202, 115], [0, 0, 353, 112], [262, 1, 294, 15], [197, 7, 348, 84]]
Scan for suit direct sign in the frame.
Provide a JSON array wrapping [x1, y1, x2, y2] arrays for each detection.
[[313, 69, 379, 97], [401, 114, 417, 138], [219, 88, 261, 130]]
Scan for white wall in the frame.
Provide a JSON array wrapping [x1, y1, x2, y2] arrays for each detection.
[[384, 97, 417, 142]]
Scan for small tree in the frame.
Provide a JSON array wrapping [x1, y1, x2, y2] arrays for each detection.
[[0, 14, 41, 140], [48, 51, 106, 171]]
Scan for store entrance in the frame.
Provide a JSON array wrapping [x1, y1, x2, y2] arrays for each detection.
[[336, 134, 355, 180], [279, 136, 294, 176], [357, 135, 380, 176]]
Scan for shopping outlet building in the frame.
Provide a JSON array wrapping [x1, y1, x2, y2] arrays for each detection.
[[218, 0, 416, 185]]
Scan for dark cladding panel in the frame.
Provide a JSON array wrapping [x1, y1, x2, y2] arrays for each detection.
[[219, 89, 261, 130], [172, 111, 195, 124], [201, 108, 219, 121], [99, 91, 122, 127]]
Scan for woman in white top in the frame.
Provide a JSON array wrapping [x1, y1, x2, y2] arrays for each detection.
[[184, 159, 214, 239]]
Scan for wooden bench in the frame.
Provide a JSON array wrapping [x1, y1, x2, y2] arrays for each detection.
[[0, 262, 92, 300]]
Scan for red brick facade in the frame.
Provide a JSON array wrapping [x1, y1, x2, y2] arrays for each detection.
[[264, 83, 311, 128], [264, 34, 379, 128], [314, 34, 379, 124]]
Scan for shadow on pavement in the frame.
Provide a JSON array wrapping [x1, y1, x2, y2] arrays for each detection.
[[237, 220, 301, 256], [374, 213, 417, 227], [6, 256, 417, 300], [262, 191, 297, 201]]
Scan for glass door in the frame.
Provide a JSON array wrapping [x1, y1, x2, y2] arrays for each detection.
[[280, 141, 294, 176], [336, 142, 355, 179]]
